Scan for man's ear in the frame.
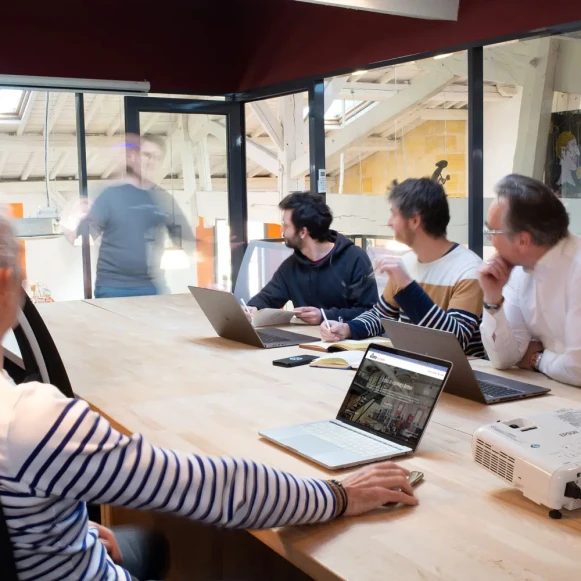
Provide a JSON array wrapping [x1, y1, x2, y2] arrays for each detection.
[[300, 227, 308, 240]]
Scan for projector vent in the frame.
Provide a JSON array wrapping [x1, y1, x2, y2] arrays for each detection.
[[475, 439, 515, 483]]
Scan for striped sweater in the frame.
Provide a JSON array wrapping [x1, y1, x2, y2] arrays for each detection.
[[348, 244, 485, 358], [0, 378, 337, 581]]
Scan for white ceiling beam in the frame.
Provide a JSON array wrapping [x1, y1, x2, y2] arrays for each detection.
[[247, 139, 279, 175], [324, 78, 348, 113], [293, 1, 459, 20], [280, 94, 306, 193], [513, 38, 560, 180], [180, 124, 197, 198], [378, 69, 395, 84], [197, 136, 213, 191], [106, 113, 122, 137], [84, 94, 105, 130], [418, 38, 581, 96], [292, 71, 455, 178], [248, 166, 264, 178], [17, 92, 38, 136], [100, 157, 122, 180], [250, 102, 284, 151], [0, 152, 8, 178], [49, 152, 71, 180], [142, 113, 161, 134], [21, 152, 40, 181], [339, 81, 509, 102], [45, 93, 70, 135]]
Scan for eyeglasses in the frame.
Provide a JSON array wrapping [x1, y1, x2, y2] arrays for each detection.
[[482, 225, 506, 241]]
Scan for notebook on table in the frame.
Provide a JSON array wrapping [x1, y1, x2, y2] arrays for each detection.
[[300, 338, 392, 353], [310, 351, 364, 370]]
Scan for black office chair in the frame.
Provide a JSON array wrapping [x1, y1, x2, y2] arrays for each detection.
[[4, 293, 73, 397]]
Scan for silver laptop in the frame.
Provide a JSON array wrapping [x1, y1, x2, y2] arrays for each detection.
[[188, 286, 318, 349], [259, 343, 452, 470], [382, 320, 551, 404]]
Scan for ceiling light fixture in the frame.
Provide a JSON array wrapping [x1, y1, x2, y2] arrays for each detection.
[[434, 53, 454, 60]]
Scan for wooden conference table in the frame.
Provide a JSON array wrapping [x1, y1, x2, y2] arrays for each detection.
[[36, 294, 581, 581]]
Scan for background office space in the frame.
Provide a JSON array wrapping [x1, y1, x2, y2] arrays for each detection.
[[2, 3, 581, 302]]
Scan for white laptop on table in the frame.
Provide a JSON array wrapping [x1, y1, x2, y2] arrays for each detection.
[[259, 343, 453, 470]]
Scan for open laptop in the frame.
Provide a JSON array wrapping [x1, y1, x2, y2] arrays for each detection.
[[259, 343, 452, 470], [188, 286, 318, 349], [382, 320, 551, 404]]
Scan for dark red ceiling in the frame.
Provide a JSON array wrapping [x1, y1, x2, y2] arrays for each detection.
[[2, 0, 581, 95]]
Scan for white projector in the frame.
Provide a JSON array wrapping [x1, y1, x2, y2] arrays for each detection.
[[472, 408, 581, 519]]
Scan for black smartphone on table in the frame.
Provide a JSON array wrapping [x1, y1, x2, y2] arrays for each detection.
[[273, 355, 319, 368]]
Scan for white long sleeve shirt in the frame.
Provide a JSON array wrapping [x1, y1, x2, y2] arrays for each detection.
[[480, 234, 581, 387], [0, 377, 337, 580]]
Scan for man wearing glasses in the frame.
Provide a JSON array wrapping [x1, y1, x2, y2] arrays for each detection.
[[479, 174, 581, 386]]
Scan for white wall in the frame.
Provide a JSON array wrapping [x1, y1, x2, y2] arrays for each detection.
[[483, 87, 522, 199]]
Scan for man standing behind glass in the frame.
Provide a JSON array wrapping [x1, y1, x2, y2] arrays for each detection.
[[68, 134, 195, 298]]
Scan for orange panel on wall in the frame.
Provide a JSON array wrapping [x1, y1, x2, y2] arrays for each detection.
[[195, 218, 215, 287], [7, 203, 26, 279], [266, 224, 282, 239]]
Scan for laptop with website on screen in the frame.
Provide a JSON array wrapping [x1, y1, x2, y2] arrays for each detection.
[[259, 343, 452, 470], [382, 320, 550, 405], [188, 286, 318, 349]]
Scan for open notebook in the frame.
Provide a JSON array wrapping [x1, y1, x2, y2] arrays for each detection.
[[299, 338, 392, 353], [310, 351, 364, 370]]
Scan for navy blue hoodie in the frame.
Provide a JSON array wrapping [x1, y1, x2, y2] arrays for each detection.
[[247, 232, 378, 322]]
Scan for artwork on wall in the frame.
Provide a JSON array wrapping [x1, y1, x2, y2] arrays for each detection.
[[546, 111, 581, 198], [431, 160, 450, 186]]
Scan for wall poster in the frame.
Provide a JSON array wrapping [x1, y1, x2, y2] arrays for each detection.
[[546, 111, 581, 198]]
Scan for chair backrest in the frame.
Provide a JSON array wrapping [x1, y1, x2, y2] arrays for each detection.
[[233, 240, 293, 303], [366, 245, 409, 293], [0, 500, 18, 581]]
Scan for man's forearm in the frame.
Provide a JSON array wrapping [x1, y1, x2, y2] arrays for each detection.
[[480, 311, 525, 369], [20, 398, 339, 530]]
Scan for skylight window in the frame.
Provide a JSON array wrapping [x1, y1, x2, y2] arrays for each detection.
[[303, 98, 372, 128], [0, 89, 25, 118]]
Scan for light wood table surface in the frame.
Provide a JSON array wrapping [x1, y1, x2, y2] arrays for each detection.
[[36, 294, 581, 581]]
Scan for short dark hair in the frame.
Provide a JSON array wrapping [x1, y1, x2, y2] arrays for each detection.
[[494, 174, 569, 247], [279, 192, 333, 242], [388, 178, 450, 238]]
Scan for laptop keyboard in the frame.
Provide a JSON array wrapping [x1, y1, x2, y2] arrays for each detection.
[[478, 380, 521, 399], [302, 422, 402, 456], [257, 331, 292, 344]]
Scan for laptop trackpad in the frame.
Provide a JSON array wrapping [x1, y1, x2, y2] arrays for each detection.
[[283, 435, 343, 455]]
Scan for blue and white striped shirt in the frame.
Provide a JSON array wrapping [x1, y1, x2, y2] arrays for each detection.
[[0, 377, 337, 580]]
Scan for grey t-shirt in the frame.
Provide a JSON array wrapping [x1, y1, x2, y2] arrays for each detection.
[[82, 183, 194, 289]]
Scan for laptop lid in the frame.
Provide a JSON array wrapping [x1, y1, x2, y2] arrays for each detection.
[[188, 286, 264, 348], [336, 343, 452, 451], [382, 320, 550, 402]]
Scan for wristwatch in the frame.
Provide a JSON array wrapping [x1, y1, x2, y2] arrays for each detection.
[[483, 297, 504, 313], [530, 350, 544, 372]]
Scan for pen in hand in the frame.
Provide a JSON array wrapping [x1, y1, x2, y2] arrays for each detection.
[[240, 298, 252, 317], [321, 309, 331, 331]]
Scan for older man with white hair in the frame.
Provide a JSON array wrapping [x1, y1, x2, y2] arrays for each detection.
[[0, 210, 418, 580]]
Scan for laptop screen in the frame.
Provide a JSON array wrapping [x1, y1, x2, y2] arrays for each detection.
[[337, 346, 448, 449]]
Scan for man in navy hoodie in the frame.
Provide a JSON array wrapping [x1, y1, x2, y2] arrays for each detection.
[[246, 192, 378, 324]]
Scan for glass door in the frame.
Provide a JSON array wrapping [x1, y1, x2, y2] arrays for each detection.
[[124, 97, 247, 295]]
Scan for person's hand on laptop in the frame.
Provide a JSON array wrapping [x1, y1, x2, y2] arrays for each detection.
[[341, 462, 418, 516], [320, 320, 351, 342], [294, 307, 323, 325]]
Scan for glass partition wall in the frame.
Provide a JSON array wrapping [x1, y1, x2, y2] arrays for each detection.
[[323, 53, 469, 254], [1, 23, 580, 301]]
